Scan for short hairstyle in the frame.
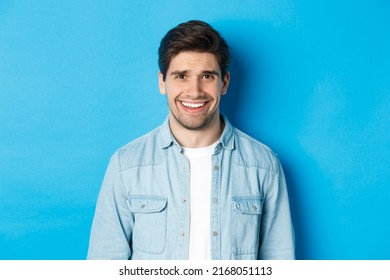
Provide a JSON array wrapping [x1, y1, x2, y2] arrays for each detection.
[[158, 20, 230, 81]]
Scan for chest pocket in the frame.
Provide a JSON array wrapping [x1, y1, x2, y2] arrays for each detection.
[[231, 196, 263, 257], [127, 195, 167, 254]]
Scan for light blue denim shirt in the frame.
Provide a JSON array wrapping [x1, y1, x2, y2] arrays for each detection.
[[87, 115, 295, 260]]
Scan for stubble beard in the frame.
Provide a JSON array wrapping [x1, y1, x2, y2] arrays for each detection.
[[167, 99, 219, 131]]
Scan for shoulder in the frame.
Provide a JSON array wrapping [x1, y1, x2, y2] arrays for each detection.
[[120, 126, 161, 152], [232, 127, 280, 173], [114, 126, 164, 170]]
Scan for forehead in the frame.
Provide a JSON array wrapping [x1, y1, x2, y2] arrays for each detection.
[[168, 52, 220, 72]]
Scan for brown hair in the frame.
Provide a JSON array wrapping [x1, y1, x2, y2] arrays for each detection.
[[158, 20, 230, 81]]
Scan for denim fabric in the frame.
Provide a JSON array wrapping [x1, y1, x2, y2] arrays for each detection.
[[87, 115, 295, 260]]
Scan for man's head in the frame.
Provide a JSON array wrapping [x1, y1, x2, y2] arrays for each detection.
[[158, 20, 230, 81], [158, 20, 231, 144]]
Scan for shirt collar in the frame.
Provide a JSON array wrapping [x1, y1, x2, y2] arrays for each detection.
[[159, 114, 235, 150], [159, 116, 175, 149], [219, 114, 235, 150]]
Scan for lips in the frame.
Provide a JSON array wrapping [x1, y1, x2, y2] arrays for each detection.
[[181, 101, 206, 108], [179, 100, 209, 113]]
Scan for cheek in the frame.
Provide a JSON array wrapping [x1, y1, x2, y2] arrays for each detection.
[[165, 88, 182, 103], [209, 85, 224, 98], [165, 83, 183, 95]]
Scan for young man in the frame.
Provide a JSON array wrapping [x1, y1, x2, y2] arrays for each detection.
[[87, 20, 295, 260]]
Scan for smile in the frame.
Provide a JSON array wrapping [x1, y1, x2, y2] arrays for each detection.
[[181, 101, 206, 108]]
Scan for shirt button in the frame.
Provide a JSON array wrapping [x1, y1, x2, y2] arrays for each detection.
[[181, 166, 186, 171], [252, 205, 257, 211], [180, 232, 185, 237], [182, 198, 187, 204], [213, 166, 219, 171], [213, 198, 218, 203], [213, 231, 218, 236], [141, 204, 145, 208]]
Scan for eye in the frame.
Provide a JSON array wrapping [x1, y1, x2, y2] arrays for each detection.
[[176, 74, 186, 79], [203, 74, 214, 79]]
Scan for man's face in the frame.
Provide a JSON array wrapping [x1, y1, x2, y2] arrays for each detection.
[[159, 52, 230, 131]]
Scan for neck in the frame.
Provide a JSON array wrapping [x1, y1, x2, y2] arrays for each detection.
[[169, 114, 224, 148]]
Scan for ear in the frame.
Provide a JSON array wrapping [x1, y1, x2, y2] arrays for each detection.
[[221, 71, 230, 96], [158, 72, 166, 95]]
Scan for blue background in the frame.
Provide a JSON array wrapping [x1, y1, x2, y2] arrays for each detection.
[[0, 0, 389, 260]]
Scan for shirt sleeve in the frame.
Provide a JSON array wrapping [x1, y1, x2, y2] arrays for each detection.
[[258, 157, 295, 260], [87, 152, 134, 259]]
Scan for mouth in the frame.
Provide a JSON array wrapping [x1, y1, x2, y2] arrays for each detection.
[[179, 100, 209, 113], [181, 101, 206, 109]]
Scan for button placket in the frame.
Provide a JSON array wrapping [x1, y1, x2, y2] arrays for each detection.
[[210, 152, 222, 259], [178, 154, 190, 259]]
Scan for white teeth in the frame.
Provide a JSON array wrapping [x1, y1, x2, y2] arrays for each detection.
[[181, 102, 205, 108]]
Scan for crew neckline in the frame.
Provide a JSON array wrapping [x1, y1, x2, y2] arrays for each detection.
[[182, 141, 219, 156]]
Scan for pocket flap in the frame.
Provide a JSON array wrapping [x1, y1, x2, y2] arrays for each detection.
[[127, 195, 167, 213], [232, 196, 263, 214]]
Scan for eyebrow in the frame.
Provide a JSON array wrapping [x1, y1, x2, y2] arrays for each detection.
[[169, 70, 220, 76], [202, 70, 220, 76], [170, 70, 188, 76]]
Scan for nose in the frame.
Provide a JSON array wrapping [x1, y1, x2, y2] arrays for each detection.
[[187, 78, 203, 98]]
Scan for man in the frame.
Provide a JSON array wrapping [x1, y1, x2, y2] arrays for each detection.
[[87, 20, 295, 260]]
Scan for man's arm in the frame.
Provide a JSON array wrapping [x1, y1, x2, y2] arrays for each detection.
[[258, 158, 295, 259], [87, 152, 133, 259]]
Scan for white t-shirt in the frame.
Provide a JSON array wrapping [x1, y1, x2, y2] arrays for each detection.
[[183, 142, 217, 260]]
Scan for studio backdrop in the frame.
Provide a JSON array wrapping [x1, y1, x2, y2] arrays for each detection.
[[0, 0, 389, 259]]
